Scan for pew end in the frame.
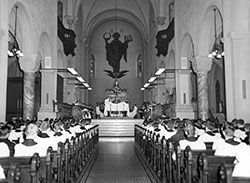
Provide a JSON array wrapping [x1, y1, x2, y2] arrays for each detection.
[[218, 163, 250, 183]]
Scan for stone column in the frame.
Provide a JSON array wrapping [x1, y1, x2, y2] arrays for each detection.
[[19, 55, 40, 120], [192, 56, 212, 120]]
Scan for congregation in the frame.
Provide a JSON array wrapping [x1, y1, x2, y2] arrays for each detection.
[[141, 117, 250, 178], [0, 115, 250, 181], [0, 117, 93, 180]]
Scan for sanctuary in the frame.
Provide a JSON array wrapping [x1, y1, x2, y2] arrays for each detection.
[[103, 80, 131, 118]]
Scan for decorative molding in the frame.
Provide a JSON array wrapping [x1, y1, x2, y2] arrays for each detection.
[[19, 55, 40, 73], [191, 55, 213, 73], [65, 15, 78, 28]]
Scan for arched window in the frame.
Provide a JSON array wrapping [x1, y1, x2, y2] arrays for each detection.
[[215, 81, 220, 113], [190, 61, 197, 102], [90, 54, 95, 77], [137, 54, 142, 78]]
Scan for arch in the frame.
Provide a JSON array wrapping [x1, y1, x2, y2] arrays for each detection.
[[165, 50, 175, 96], [198, 5, 223, 57], [74, 0, 157, 25], [166, 49, 175, 69], [37, 32, 51, 68], [83, 9, 148, 46], [74, 0, 153, 46], [9, 2, 34, 55], [181, 34, 194, 59], [181, 33, 195, 68], [208, 58, 225, 115]]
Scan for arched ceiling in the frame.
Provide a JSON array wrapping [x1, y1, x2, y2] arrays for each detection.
[[74, 0, 156, 42]]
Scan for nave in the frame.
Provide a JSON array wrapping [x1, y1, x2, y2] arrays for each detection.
[[85, 137, 152, 183]]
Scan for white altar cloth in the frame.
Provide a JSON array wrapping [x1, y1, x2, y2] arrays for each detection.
[[104, 99, 130, 117]]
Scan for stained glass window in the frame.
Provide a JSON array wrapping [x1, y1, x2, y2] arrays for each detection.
[[169, 2, 174, 23], [137, 54, 142, 78]]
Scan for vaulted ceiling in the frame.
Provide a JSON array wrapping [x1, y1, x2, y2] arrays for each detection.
[[72, 0, 158, 42]]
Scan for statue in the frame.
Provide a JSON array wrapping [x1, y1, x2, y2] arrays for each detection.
[[104, 32, 129, 74]]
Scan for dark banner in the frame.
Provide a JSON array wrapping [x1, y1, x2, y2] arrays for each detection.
[[155, 19, 174, 57], [58, 17, 76, 56]]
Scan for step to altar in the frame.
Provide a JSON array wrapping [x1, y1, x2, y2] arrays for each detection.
[[91, 119, 144, 136]]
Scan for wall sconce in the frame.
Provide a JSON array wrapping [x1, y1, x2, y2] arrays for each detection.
[[8, 6, 24, 58]]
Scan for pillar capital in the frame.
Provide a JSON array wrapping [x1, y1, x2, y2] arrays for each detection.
[[155, 16, 166, 26], [191, 55, 213, 73], [65, 15, 78, 28], [19, 55, 40, 73]]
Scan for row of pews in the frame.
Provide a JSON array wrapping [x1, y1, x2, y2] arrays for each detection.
[[0, 124, 99, 183], [134, 124, 250, 183]]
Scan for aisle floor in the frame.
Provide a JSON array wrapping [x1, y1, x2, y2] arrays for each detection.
[[84, 137, 152, 183]]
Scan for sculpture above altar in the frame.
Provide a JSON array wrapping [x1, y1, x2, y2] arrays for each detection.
[[103, 31, 132, 80], [105, 80, 128, 103]]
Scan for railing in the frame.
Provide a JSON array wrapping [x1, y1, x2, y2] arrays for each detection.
[[0, 125, 99, 183]]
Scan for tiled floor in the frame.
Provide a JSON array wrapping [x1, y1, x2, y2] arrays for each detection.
[[85, 137, 152, 183]]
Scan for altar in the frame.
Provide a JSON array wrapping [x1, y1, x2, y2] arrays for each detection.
[[102, 80, 132, 117], [104, 100, 130, 117]]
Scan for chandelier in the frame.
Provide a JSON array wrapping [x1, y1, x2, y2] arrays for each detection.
[[208, 8, 224, 59], [8, 6, 23, 58]]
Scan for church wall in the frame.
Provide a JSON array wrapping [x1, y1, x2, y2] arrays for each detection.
[[222, 0, 250, 122], [88, 20, 143, 107]]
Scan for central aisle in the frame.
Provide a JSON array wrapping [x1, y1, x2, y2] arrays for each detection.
[[85, 137, 152, 183]]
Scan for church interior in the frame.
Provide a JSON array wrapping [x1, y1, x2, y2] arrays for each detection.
[[0, 0, 250, 182]]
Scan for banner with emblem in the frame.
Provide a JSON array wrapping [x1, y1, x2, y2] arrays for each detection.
[[58, 17, 77, 56]]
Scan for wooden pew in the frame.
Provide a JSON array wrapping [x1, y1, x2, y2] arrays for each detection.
[[0, 124, 99, 183], [0, 153, 43, 183], [135, 125, 220, 183], [174, 145, 216, 183], [218, 163, 250, 183], [0, 163, 21, 183], [197, 153, 235, 183]]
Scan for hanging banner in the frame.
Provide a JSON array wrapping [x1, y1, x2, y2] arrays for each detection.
[[155, 20, 174, 57], [58, 18, 77, 56]]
